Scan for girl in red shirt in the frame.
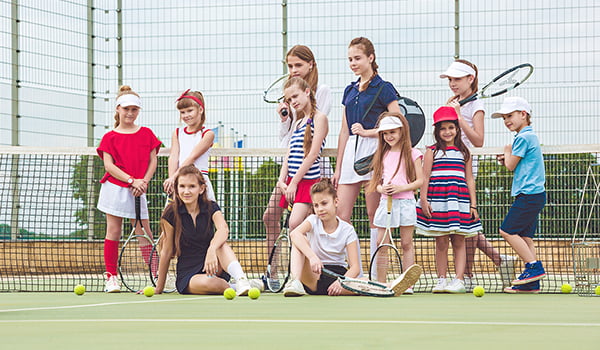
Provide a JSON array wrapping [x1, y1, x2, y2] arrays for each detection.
[[97, 85, 162, 293]]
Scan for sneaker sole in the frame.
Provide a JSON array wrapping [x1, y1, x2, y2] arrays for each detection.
[[283, 291, 306, 297], [511, 273, 546, 286], [391, 264, 423, 296], [503, 286, 540, 294]]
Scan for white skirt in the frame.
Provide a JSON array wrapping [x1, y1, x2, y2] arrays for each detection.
[[339, 135, 378, 184], [373, 198, 417, 228], [97, 181, 149, 219]]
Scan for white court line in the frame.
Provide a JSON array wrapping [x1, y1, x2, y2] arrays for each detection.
[[0, 319, 599, 327], [0, 295, 220, 313]]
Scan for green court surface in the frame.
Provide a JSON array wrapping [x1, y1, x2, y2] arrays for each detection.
[[1, 292, 599, 349]]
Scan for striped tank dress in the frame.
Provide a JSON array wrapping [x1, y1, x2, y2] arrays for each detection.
[[415, 146, 481, 237], [287, 119, 324, 179]]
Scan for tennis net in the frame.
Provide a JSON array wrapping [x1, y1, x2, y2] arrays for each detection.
[[1, 145, 599, 293]]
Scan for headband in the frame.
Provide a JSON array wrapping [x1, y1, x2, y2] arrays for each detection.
[[116, 94, 142, 108], [177, 89, 204, 109]]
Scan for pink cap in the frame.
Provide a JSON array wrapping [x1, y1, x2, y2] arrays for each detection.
[[432, 106, 458, 125]]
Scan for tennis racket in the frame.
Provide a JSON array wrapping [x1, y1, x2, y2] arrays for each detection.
[[263, 74, 289, 116], [459, 63, 534, 106], [149, 232, 177, 293], [118, 196, 155, 293], [397, 95, 426, 146], [321, 268, 394, 297], [264, 206, 292, 292], [369, 196, 403, 284]]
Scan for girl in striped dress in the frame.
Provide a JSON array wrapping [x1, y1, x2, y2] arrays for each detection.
[[277, 77, 329, 231], [416, 106, 482, 294]]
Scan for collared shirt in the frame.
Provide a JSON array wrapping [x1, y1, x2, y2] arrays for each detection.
[[342, 75, 398, 134], [511, 126, 546, 196]]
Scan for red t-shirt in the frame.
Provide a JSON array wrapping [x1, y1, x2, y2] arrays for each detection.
[[97, 127, 162, 187]]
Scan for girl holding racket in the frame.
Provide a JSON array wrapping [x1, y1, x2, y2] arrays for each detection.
[[97, 85, 162, 293], [416, 106, 482, 294], [367, 113, 424, 292], [332, 37, 402, 269], [441, 60, 516, 289], [163, 89, 216, 202], [276, 77, 328, 231], [263, 45, 332, 266], [155, 165, 260, 295]]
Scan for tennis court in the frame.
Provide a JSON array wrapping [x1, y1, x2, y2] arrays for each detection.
[[1, 292, 598, 349]]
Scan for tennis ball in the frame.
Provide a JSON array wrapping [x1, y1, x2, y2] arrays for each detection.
[[73, 284, 85, 296], [473, 286, 485, 297], [143, 286, 155, 297], [561, 283, 573, 294], [224, 287, 236, 300], [248, 287, 260, 300], [595, 285, 600, 296]]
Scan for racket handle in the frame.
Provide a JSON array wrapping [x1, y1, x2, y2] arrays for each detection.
[[387, 196, 393, 211], [281, 108, 288, 117]]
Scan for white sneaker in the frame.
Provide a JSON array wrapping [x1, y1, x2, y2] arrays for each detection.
[[403, 287, 414, 295], [498, 254, 517, 287], [390, 264, 423, 296], [236, 276, 251, 296], [464, 276, 474, 292], [444, 278, 466, 294], [249, 278, 265, 292], [283, 279, 306, 297], [103, 272, 120, 293], [432, 277, 447, 293]]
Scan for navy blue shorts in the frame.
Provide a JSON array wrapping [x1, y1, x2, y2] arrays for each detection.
[[500, 192, 546, 238], [305, 265, 347, 295]]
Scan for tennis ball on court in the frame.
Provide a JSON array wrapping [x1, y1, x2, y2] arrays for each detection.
[[248, 287, 260, 300], [595, 285, 600, 296], [561, 283, 573, 294], [73, 284, 85, 296], [143, 286, 155, 297], [473, 286, 485, 297], [224, 287, 236, 300]]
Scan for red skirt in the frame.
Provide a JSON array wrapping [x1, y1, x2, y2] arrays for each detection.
[[279, 177, 320, 208]]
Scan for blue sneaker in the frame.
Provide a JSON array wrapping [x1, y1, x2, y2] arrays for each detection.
[[512, 261, 546, 285], [504, 280, 540, 294]]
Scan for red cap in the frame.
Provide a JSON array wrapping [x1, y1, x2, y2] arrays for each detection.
[[432, 106, 458, 125]]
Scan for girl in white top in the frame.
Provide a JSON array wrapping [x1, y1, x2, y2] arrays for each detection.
[[264, 45, 332, 267], [367, 113, 424, 285], [441, 60, 515, 288], [163, 90, 216, 202]]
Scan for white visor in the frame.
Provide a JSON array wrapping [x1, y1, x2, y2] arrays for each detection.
[[440, 61, 476, 78], [116, 94, 142, 108], [377, 116, 403, 132]]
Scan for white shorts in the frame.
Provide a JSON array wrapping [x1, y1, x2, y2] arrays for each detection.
[[97, 181, 149, 219], [373, 198, 417, 228], [339, 135, 378, 184]]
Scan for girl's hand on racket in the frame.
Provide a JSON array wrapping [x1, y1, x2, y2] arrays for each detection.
[[381, 183, 399, 196], [163, 177, 174, 194], [327, 280, 344, 296], [309, 256, 323, 275], [420, 199, 433, 218], [203, 247, 219, 276], [446, 99, 462, 120], [277, 102, 290, 122]]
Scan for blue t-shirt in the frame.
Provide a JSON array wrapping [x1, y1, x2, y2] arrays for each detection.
[[511, 126, 545, 196], [342, 74, 399, 134]]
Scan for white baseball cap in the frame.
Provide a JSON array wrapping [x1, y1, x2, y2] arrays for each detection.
[[491, 96, 532, 119], [440, 61, 476, 78], [377, 116, 403, 132], [116, 94, 142, 108]]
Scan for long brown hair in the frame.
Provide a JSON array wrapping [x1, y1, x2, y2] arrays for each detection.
[[161, 165, 211, 257], [286, 45, 319, 93], [284, 77, 317, 157], [432, 120, 471, 160], [349, 37, 378, 90], [367, 112, 416, 193], [113, 85, 140, 128], [176, 90, 206, 129]]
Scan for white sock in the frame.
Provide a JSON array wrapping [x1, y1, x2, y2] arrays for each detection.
[[370, 228, 379, 259], [226, 261, 245, 281]]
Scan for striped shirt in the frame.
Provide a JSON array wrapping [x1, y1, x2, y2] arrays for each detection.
[[286, 119, 324, 179]]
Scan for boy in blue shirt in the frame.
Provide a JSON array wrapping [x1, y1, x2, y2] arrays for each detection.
[[493, 97, 546, 293]]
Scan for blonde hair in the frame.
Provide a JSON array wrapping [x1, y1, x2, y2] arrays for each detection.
[[283, 77, 317, 157], [286, 45, 319, 93], [176, 90, 206, 128], [113, 85, 140, 128], [367, 112, 416, 194]]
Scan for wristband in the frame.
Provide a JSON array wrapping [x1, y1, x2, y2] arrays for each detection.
[[470, 206, 477, 210]]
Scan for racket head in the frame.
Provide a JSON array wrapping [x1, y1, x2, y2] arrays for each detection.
[[369, 243, 403, 284], [479, 63, 534, 99], [149, 241, 177, 293], [265, 235, 290, 292], [263, 75, 288, 103], [321, 268, 394, 297], [398, 96, 425, 146], [118, 234, 155, 292]]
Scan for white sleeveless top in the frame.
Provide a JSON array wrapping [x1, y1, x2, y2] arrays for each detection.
[[177, 126, 211, 174]]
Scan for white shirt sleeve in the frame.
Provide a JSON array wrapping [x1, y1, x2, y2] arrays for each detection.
[[315, 84, 332, 116]]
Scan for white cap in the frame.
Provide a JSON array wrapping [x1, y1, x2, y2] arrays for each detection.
[[491, 96, 532, 119], [440, 61, 476, 78], [377, 116, 403, 132], [116, 94, 142, 108]]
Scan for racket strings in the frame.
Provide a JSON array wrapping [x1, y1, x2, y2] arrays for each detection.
[[119, 235, 154, 292], [341, 279, 394, 297], [371, 244, 403, 284]]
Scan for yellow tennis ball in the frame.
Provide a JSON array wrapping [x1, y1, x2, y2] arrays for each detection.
[[473, 286, 485, 297], [73, 284, 85, 296], [248, 287, 260, 300], [224, 287, 236, 300], [595, 285, 600, 296], [561, 283, 572, 294], [143, 286, 155, 297]]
